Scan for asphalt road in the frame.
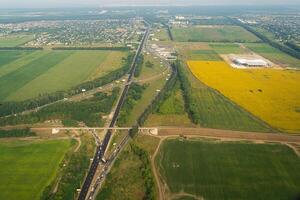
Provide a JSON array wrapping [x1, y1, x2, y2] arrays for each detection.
[[77, 26, 150, 200]]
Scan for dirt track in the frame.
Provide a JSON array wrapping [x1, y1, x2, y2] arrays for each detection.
[[157, 127, 300, 144]]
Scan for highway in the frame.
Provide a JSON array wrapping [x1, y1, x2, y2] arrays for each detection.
[[77, 25, 150, 200]]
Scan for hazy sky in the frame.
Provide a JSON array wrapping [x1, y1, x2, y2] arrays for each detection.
[[1, 0, 300, 8]]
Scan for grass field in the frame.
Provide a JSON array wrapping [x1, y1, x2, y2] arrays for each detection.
[[0, 35, 34, 47], [245, 43, 300, 68], [0, 139, 72, 200], [123, 56, 169, 126], [156, 139, 300, 200], [210, 43, 248, 54], [171, 25, 260, 43], [0, 50, 127, 101], [97, 135, 160, 200], [188, 61, 300, 133], [178, 42, 248, 62], [145, 81, 194, 127], [153, 28, 170, 41]]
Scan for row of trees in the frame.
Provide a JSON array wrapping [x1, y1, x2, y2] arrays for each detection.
[[0, 47, 43, 50], [134, 54, 145, 77], [285, 41, 300, 52], [130, 143, 156, 200], [117, 83, 147, 126], [0, 128, 36, 138], [52, 46, 130, 51], [163, 23, 174, 41], [0, 53, 134, 117], [0, 88, 120, 127], [176, 60, 201, 124], [231, 18, 300, 59], [137, 62, 177, 126]]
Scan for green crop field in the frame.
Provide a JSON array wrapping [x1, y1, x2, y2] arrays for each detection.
[[156, 139, 300, 200], [210, 43, 248, 54], [0, 50, 127, 101], [185, 49, 222, 61], [0, 139, 72, 200], [0, 35, 34, 47], [171, 25, 260, 43], [0, 50, 34, 68], [245, 43, 300, 68]]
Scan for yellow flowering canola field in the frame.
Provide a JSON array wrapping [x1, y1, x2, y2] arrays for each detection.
[[187, 61, 300, 133]]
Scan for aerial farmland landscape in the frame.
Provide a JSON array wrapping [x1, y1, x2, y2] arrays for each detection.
[[0, 1, 299, 200]]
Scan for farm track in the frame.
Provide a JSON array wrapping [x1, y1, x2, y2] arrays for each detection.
[[157, 127, 300, 144]]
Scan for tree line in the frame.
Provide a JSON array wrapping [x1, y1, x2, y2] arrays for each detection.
[[137, 62, 177, 126], [52, 46, 130, 51], [0, 128, 36, 138], [134, 54, 145, 77], [0, 88, 120, 127], [0, 47, 43, 50], [130, 143, 156, 200], [0, 53, 134, 118], [117, 83, 147, 126]]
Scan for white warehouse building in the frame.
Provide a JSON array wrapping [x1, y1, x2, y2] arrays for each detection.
[[233, 58, 268, 67]]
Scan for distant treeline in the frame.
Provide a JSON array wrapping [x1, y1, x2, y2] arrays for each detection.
[[0, 89, 120, 127], [137, 62, 177, 126], [285, 42, 300, 52], [0, 47, 43, 50], [231, 18, 300, 60], [0, 128, 36, 138], [163, 23, 174, 41], [0, 53, 134, 118], [52, 46, 130, 51]]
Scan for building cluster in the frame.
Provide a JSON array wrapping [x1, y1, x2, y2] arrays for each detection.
[[149, 44, 177, 61], [238, 14, 300, 43], [0, 19, 144, 46]]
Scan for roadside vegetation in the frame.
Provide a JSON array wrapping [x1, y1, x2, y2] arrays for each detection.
[[42, 133, 95, 200], [118, 83, 147, 126], [0, 89, 120, 127], [97, 135, 160, 200], [156, 138, 300, 200], [134, 54, 144, 77]]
